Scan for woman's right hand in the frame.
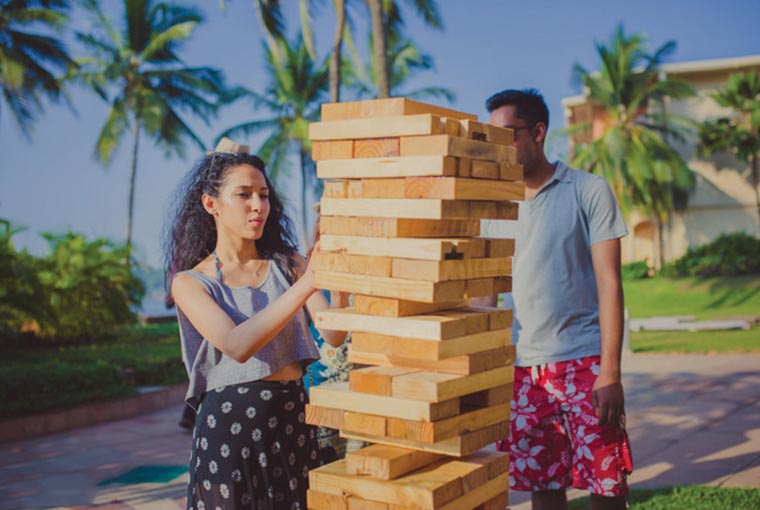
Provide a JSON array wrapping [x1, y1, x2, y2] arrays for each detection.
[[298, 241, 321, 294]]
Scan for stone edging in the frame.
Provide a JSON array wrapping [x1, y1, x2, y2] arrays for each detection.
[[0, 383, 187, 443]]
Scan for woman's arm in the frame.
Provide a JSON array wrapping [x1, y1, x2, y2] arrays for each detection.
[[172, 261, 318, 363], [305, 289, 349, 347]]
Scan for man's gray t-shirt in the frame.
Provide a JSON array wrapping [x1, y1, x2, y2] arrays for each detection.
[[512, 161, 628, 366]]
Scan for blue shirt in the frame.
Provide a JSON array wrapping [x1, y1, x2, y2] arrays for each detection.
[[512, 161, 628, 366]]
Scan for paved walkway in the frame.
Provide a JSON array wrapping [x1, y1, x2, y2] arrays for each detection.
[[1, 353, 759, 510]]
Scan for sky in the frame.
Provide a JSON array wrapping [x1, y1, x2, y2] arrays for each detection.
[[2, 0, 759, 272]]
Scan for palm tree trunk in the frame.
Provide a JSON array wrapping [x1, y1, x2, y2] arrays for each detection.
[[367, 0, 389, 98], [126, 121, 140, 264], [752, 152, 760, 229], [299, 148, 311, 249], [329, 0, 346, 103]]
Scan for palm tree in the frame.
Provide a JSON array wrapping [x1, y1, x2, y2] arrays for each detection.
[[699, 71, 760, 226], [71, 0, 235, 254], [570, 25, 696, 266], [0, 0, 74, 138], [366, 0, 442, 98], [219, 34, 328, 245]]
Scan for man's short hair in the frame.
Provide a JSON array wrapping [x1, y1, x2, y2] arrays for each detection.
[[485, 88, 549, 128]]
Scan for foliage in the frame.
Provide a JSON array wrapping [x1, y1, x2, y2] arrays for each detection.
[[569, 485, 760, 510], [631, 327, 759, 353], [34, 232, 145, 339], [0, 220, 49, 338], [623, 274, 760, 320], [698, 70, 760, 223], [0, 0, 74, 137], [621, 260, 651, 280], [70, 0, 238, 249], [0, 323, 184, 418], [570, 24, 696, 229], [661, 232, 760, 277]]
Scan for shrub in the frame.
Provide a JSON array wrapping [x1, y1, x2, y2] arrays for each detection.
[[622, 260, 651, 280], [664, 232, 760, 277]]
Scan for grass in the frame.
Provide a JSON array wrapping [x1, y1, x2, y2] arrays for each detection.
[[568, 485, 760, 510], [0, 322, 185, 419], [631, 328, 760, 353]]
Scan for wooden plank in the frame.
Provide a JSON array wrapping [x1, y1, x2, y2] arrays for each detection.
[[400, 135, 517, 164], [475, 491, 509, 510], [457, 157, 471, 177], [305, 404, 344, 429], [312, 140, 353, 161], [350, 329, 511, 361], [323, 179, 349, 198], [307, 489, 348, 510], [486, 238, 516, 257], [344, 412, 387, 437], [356, 177, 525, 201], [439, 473, 510, 510], [442, 117, 460, 136], [458, 120, 514, 146], [314, 253, 393, 277], [342, 421, 509, 457], [391, 366, 514, 402], [317, 156, 457, 179], [500, 162, 524, 180], [319, 235, 487, 261], [315, 271, 467, 302], [391, 257, 511, 281], [320, 98, 477, 122], [310, 114, 442, 141], [353, 295, 470, 317], [471, 160, 499, 180], [354, 137, 400, 158], [384, 404, 509, 443], [348, 346, 515, 376], [461, 382, 514, 407], [349, 366, 418, 396], [310, 382, 460, 422], [494, 277, 512, 294], [459, 119, 488, 141], [321, 197, 517, 220], [345, 445, 443, 480], [320, 217, 480, 238], [315, 308, 504, 340]]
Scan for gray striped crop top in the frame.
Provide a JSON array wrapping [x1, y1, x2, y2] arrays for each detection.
[[175, 261, 319, 408]]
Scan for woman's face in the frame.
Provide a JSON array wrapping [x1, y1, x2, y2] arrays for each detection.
[[208, 163, 271, 241]]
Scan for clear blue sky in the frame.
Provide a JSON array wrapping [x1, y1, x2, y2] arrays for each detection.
[[2, 0, 759, 270]]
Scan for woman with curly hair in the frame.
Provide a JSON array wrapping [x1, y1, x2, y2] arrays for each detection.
[[164, 139, 346, 510]]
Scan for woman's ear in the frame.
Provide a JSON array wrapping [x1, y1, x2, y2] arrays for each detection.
[[201, 194, 218, 216]]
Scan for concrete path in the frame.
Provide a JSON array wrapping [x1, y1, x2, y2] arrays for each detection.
[[1, 353, 759, 510]]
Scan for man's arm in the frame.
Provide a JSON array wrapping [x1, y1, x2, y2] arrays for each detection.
[[590, 237, 625, 427]]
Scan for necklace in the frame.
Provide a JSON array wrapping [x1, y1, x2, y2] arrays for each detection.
[[212, 250, 265, 283]]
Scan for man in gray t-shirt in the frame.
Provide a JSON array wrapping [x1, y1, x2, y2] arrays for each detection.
[[480, 89, 633, 510]]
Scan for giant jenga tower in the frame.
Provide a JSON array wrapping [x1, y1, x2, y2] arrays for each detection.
[[305, 98, 523, 510]]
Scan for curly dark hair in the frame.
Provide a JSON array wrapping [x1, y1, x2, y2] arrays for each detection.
[[163, 152, 299, 294]]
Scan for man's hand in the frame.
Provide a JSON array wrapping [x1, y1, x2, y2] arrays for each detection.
[[592, 372, 625, 427]]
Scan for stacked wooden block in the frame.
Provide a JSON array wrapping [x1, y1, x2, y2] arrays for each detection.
[[305, 98, 523, 510]]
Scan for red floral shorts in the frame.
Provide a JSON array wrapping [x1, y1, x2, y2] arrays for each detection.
[[496, 355, 633, 496]]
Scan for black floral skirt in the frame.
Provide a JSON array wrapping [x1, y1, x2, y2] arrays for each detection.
[[187, 378, 320, 510]]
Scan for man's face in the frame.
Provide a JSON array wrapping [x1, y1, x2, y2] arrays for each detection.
[[489, 105, 545, 174]]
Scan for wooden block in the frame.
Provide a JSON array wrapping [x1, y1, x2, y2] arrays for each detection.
[[484, 124, 514, 145], [305, 404, 344, 429], [320, 98, 477, 122], [347, 179, 363, 198], [313, 140, 353, 160], [353, 295, 469, 317], [349, 366, 418, 396], [350, 329, 510, 361], [486, 238, 516, 257], [392, 366, 515, 402], [323, 197, 502, 220], [471, 160, 499, 180], [349, 346, 515, 376], [469, 201, 519, 220], [317, 156, 457, 179], [392, 257, 510, 282], [457, 157, 472, 177], [345, 445, 443, 480], [354, 137, 400, 158], [344, 411, 387, 437], [315, 253, 393, 277], [310, 382, 460, 421], [323, 179, 349, 198], [319, 235, 487, 261], [439, 473, 510, 510], [315, 271, 466, 303], [357, 177, 525, 202], [400, 135, 517, 164], [348, 499, 390, 510], [308, 489, 348, 510], [310, 114, 442, 141], [342, 421, 509, 457], [466, 278, 495, 298], [500, 162, 524, 180], [462, 382, 514, 407], [320, 217, 480, 238], [475, 491, 508, 510], [309, 458, 464, 510], [385, 404, 509, 443], [494, 277, 512, 294], [459, 119, 488, 141], [442, 117, 460, 136]]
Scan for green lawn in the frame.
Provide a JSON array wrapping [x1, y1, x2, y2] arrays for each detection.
[[623, 275, 760, 353], [568, 485, 760, 510]]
